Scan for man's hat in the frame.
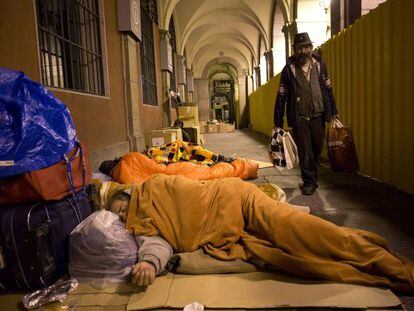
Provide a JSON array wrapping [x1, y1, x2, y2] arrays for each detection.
[[293, 32, 313, 46]]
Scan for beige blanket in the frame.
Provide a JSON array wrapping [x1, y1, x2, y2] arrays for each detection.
[[126, 174, 414, 292]]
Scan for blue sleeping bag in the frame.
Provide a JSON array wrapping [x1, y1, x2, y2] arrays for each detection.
[[0, 67, 77, 178]]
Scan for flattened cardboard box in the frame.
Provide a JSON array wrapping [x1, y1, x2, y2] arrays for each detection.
[[126, 272, 401, 310], [3, 273, 400, 310]]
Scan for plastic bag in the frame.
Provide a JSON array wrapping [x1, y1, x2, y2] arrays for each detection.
[[0, 67, 76, 178], [183, 302, 204, 311], [282, 131, 299, 169], [269, 128, 299, 170], [69, 210, 137, 287], [269, 128, 285, 170], [22, 279, 78, 310]]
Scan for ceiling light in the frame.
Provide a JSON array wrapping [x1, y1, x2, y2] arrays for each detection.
[[319, 0, 330, 14]]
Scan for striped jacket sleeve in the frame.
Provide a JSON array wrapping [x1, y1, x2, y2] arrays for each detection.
[[321, 62, 338, 116], [273, 66, 289, 128]]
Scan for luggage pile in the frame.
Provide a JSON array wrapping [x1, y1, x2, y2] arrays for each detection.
[[0, 68, 92, 290]]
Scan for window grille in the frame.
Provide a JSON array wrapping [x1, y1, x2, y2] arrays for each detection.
[[36, 0, 105, 95], [140, 5, 158, 106], [141, 0, 158, 24], [169, 17, 177, 95]]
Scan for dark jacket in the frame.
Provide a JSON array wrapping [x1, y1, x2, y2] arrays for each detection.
[[273, 54, 338, 128]]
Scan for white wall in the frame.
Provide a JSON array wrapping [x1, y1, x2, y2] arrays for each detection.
[[272, 5, 286, 75], [361, 0, 387, 15], [259, 38, 267, 85], [296, 0, 331, 48]]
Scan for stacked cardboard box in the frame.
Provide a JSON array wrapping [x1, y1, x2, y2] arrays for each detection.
[[206, 123, 218, 133], [178, 106, 199, 127], [144, 128, 183, 148], [218, 123, 235, 133], [200, 124, 207, 134]]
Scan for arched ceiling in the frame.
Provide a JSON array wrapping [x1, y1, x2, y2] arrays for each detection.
[[207, 63, 239, 81], [158, 0, 293, 79], [201, 57, 244, 79]]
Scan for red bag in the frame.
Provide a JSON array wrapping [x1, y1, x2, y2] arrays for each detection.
[[0, 142, 91, 205], [327, 119, 359, 173]]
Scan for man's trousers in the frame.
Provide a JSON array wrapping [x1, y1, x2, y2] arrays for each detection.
[[292, 116, 325, 187]]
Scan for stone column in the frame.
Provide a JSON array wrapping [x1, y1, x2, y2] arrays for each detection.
[[250, 74, 255, 92], [176, 55, 187, 103], [282, 21, 297, 59], [194, 78, 210, 122], [121, 34, 145, 151], [159, 30, 172, 127], [264, 50, 274, 80], [187, 69, 194, 103], [254, 66, 261, 89], [238, 74, 248, 128]]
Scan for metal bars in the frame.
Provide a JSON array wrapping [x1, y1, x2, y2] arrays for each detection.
[[169, 17, 177, 95], [36, 0, 104, 95], [140, 7, 158, 106]]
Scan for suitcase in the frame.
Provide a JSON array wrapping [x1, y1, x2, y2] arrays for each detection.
[[0, 192, 92, 290], [0, 142, 91, 206]]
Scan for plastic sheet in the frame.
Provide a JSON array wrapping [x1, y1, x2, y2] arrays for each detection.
[[183, 302, 204, 311], [69, 210, 138, 286], [22, 279, 78, 310], [0, 67, 76, 178]]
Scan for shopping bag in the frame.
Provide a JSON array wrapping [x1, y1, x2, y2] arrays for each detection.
[[269, 128, 299, 170], [283, 131, 299, 169], [327, 119, 359, 172]]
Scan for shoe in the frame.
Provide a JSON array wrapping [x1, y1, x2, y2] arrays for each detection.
[[301, 184, 317, 195]]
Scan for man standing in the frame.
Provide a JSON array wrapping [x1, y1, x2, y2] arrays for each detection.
[[274, 32, 338, 195]]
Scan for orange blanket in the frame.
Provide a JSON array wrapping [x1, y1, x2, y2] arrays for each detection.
[[126, 174, 414, 292], [112, 152, 258, 184]]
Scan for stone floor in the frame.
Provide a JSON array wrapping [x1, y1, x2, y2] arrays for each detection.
[[204, 129, 414, 310], [1, 129, 413, 310]]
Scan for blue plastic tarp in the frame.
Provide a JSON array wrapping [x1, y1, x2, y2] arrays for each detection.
[[0, 67, 77, 178]]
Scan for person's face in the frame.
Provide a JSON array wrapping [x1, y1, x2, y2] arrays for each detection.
[[294, 44, 313, 65], [110, 199, 129, 223]]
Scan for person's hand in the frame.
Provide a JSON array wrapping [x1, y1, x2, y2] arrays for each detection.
[[333, 114, 339, 120], [131, 261, 156, 287]]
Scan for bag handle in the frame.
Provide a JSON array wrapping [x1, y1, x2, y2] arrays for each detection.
[[330, 118, 344, 128], [63, 141, 87, 200]]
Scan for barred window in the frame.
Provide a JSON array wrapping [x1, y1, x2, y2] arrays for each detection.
[[36, 0, 105, 95], [140, 6, 158, 106], [169, 17, 177, 95]]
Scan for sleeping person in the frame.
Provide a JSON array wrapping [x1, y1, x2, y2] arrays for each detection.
[[72, 174, 414, 292]]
